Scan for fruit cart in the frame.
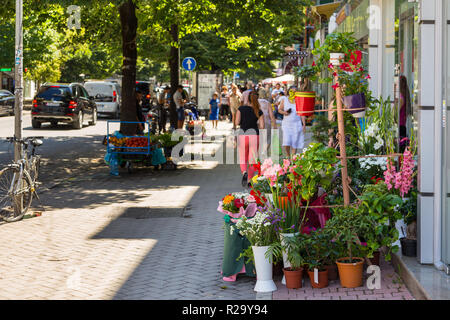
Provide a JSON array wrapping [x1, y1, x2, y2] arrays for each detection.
[[105, 120, 166, 174]]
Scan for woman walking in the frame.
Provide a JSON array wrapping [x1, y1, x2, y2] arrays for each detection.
[[229, 84, 241, 130], [236, 91, 264, 187], [219, 86, 231, 121], [278, 86, 306, 156], [209, 92, 220, 129], [258, 95, 276, 155]]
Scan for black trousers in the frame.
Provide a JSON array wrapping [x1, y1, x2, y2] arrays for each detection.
[[158, 105, 168, 133]]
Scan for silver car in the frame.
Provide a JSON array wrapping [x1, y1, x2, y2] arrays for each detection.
[[0, 90, 14, 115]]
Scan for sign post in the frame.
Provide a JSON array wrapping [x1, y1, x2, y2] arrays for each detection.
[[182, 57, 196, 98]]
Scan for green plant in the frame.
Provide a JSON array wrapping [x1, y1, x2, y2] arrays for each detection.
[[302, 229, 334, 270], [324, 206, 373, 263], [266, 233, 305, 269], [294, 64, 319, 91], [157, 132, 183, 148], [359, 182, 404, 260], [312, 32, 359, 71], [310, 113, 333, 145]]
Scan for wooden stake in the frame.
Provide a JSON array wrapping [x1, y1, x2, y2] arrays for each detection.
[[334, 73, 350, 206]]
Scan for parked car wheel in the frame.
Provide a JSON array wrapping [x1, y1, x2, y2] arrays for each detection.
[[32, 119, 41, 129], [73, 111, 83, 129], [89, 108, 97, 125]]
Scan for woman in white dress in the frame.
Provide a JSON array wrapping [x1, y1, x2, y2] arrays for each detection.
[[278, 86, 306, 156]]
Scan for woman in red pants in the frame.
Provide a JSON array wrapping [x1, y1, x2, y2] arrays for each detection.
[[235, 90, 265, 187]]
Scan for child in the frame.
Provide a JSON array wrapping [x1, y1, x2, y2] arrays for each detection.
[[209, 92, 220, 129]]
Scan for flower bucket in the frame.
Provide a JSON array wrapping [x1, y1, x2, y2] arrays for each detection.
[[400, 238, 417, 257], [330, 52, 345, 66], [307, 268, 329, 288], [252, 246, 277, 292], [280, 232, 299, 285], [283, 267, 303, 289], [294, 91, 315, 117], [336, 257, 364, 288], [277, 196, 288, 210], [343, 93, 366, 118]]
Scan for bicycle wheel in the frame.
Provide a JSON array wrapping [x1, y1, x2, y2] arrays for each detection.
[[0, 167, 33, 222]]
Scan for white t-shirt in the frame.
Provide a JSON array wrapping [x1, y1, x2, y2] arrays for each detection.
[[220, 92, 229, 105], [280, 96, 302, 126], [173, 90, 183, 108]]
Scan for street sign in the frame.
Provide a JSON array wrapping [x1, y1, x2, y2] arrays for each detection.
[[0, 68, 12, 72], [235, 73, 240, 79], [182, 57, 196, 71]]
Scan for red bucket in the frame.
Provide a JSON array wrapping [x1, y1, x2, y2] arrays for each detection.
[[295, 92, 315, 116]]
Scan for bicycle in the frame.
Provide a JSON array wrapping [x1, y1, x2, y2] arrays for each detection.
[[0, 136, 44, 222]]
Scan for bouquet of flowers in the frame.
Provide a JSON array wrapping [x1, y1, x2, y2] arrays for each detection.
[[218, 192, 258, 223], [234, 209, 277, 246]]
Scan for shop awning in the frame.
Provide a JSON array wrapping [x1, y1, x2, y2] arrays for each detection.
[[312, 0, 343, 19], [264, 74, 295, 85]]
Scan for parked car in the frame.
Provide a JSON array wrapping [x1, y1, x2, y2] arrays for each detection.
[[136, 81, 153, 113], [84, 81, 121, 118], [31, 83, 97, 129], [0, 89, 14, 115]]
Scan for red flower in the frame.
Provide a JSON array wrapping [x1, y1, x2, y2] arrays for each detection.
[[328, 63, 334, 69], [349, 50, 362, 66], [234, 198, 245, 209], [340, 63, 351, 72], [252, 162, 261, 175], [250, 189, 264, 205], [365, 74, 371, 79], [376, 178, 383, 184], [312, 61, 316, 66], [332, 83, 340, 90]]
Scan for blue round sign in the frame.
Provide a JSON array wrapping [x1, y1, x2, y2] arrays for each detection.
[[182, 57, 196, 71]]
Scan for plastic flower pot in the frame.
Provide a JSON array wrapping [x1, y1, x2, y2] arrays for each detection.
[[400, 238, 417, 257], [252, 246, 277, 292], [307, 269, 329, 288], [324, 264, 339, 281], [343, 93, 366, 118], [280, 232, 300, 285], [336, 257, 364, 288], [294, 91, 315, 117], [277, 196, 288, 210], [330, 53, 345, 66], [283, 267, 303, 289]]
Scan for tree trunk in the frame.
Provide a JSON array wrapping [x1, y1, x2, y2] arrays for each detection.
[[119, 0, 138, 135], [168, 24, 179, 130]]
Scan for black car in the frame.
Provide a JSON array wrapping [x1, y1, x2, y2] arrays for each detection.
[[136, 81, 153, 112], [32, 83, 97, 129], [0, 90, 14, 115]]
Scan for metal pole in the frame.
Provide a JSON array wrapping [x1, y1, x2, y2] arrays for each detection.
[[334, 73, 350, 206], [14, 0, 23, 216], [14, 0, 23, 162]]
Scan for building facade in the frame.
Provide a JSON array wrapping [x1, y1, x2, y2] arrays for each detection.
[[312, 0, 450, 273]]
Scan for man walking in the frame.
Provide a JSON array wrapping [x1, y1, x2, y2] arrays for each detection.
[[173, 85, 185, 129], [158, 86, 170, 133]]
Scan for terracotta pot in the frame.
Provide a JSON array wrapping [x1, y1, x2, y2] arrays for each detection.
[[283, 267, 303, 289], [294, 91, 315, 116], [307, 269, 329, 288], [324, 264, 339, 281], [335, 257, 364, 288]]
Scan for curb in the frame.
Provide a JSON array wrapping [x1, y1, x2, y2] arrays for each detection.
[[391, 253, 431, 300]]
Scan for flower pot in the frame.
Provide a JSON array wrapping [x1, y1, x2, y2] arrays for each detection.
[[280, 232, 299, 285], [369, 250, 380, 266], [400, 238, 417, 257], [252, 246, 277, 292], [283, 267, 303, 289], [336, 257, 364, 288], [307, 269, 329, 288], [329, 52, 345, 66], [294, 91, 315, 117], [343, 93, 366, 118], [324, 264, 339, 281]]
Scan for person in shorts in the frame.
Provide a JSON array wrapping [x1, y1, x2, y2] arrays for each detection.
[[173, 85, 185, 129], [218, 85, 231, 121], [209, 92, 220, 129]]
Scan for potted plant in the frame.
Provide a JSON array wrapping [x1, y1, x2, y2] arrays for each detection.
[[267, 233, 305, 289], [325, 206, 373, 288], [312, 32, 359, 69], [293, 65, 319, 117], [399, 189, 417, 257], [303, 229, 330, 288], [236, 208, 278, 293]]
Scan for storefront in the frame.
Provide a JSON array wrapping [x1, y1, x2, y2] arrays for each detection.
[[314, 0, 450, 272]]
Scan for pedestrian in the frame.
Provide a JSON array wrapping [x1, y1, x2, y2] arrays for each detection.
[[241, 81, 253, 106], [135, 89, 146, 135], [258, 94, 277, 155], [236, 90, 264, 187], [278, 86, 306, 157], [229, 83, 241, 130], [173, 85, 185, 129], [209, 92, 220, 129], [219, 85, 231, 121], [158, 86, 170, 133]]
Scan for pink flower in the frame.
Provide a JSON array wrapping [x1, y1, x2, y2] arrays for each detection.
[[261, 158, 273, 175], [247, 195, 256, 203], [283, 159, 291, 169]]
